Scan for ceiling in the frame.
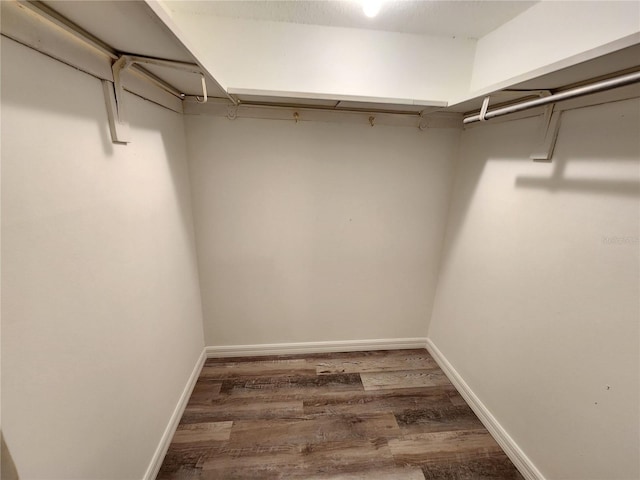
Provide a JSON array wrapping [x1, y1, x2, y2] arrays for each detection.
[[166, 0, 537, 38]]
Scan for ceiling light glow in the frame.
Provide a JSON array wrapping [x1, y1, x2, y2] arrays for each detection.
[[362, 0, 383, 18]]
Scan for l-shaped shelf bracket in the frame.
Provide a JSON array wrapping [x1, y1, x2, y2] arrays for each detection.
[[530, 92, 561, 162], [105, 54, 208, 144]]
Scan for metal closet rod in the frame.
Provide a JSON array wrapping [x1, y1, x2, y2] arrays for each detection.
[[122, 55, 203, 76], [463, 70, 640, 124]]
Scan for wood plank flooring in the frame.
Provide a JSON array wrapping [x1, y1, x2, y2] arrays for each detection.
[[157, 349, 523, 479]]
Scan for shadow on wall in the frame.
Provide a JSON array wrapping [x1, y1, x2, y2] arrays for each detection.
[[516, 109, 640, 197], [1, 37, 199, 272], [435, 116, 538, 273], [439, 107, 640, 275], [1, 431, 20, 480], [516, 158, 640, 196], [0, 38, 114, 158]]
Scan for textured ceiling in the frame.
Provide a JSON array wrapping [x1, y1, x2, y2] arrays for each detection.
[[167, 0, 537, 38]]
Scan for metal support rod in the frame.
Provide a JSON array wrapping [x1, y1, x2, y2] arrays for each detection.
[[478, 96, 490, 121], [463, 70, 640, 124], [196, 74, 208, 103], [115, 54, 206, 100], [129, 65, 183, 98], [123, 54, 203, 75]]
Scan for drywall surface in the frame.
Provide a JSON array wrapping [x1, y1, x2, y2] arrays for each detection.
[[166, 12, 475, 102], [470, 1, 640, 92], [1, 38, 205, 479], [429, 99, 640, 479], [186, 115, 460, 346]]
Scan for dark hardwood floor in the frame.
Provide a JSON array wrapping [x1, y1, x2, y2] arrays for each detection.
[[157, 349, 524, 479]]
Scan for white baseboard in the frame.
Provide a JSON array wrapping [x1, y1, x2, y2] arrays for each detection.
[[143, 348, 206, 480], [206, 337, 428, 358], [425, 339, 545, 480]]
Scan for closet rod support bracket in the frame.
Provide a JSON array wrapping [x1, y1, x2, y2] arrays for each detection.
[[530, 91, 561, 162], [107, 56, 132, 143], [106, 54, 208, 143]]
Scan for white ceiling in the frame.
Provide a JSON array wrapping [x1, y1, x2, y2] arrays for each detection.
[[167, 0, 538, 38]]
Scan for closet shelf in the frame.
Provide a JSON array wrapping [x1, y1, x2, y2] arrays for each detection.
[[227, 88, 447, 115], [448, 40, 640, 115], [5, 1, 639, 120]]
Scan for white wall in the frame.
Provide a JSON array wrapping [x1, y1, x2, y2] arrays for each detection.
[[185, 115, 460, 347], [1, 38, 205, 479], [470, 1, 640, 92], [428, 98, 640, 479], [166, 12, 476, 103]]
